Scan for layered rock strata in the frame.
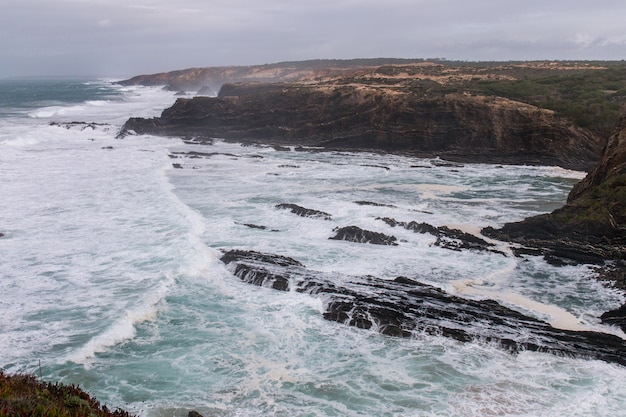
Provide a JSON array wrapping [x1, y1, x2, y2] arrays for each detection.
[[220, 250, 626, 366], [120, 83, 602, 170]]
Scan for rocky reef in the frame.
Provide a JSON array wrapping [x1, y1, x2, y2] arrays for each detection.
[[121, 82, 601, 170], [379, 217, 506, 255], [329, 225, 398, 246], [275, 203, 332, 220], [220, 249, 626, 366]]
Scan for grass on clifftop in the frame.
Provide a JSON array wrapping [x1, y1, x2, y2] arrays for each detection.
[[364, 62, 626, 138], [0, 371, 134, 417], [466, 66, 626, 138]]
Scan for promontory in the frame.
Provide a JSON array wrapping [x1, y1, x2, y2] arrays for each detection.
[[118, 59, 626, 171]]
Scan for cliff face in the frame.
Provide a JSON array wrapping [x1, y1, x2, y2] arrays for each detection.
[[117, 59, 425, 92], [484, 110, 626, 265], [568, 113, 626, 202], [121, 83, 602, 170], [118, 66, 340, 93]]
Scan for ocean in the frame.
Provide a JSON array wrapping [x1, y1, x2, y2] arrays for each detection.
[[1, 78, 625, 417]]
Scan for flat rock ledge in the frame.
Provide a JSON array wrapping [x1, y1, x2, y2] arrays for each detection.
[[220, 249, 626, 367]]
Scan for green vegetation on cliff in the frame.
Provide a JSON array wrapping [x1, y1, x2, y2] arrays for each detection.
[[0, 371, 134, 417], [556, 172, 626, 227], [368, 62, 626, 138], [464, 65, 626, 138]]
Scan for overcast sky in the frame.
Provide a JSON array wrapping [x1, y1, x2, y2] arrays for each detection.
[[2, 0, 626, 78]]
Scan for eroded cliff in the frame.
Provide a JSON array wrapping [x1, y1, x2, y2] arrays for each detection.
[[121, 82, 602, 170], [117, 59, 424, 92], [484, 110, 626, 272]]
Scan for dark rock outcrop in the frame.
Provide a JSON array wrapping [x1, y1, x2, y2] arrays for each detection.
[[354, 200, 397, 208], [220, 250, 304, 291], [380, 217, 503, 254], [170, 151, 231, 159], [275, 203, 332, 220], [234, 222, 277, 231], [483, 109, 626, 325], [601, 305, 626, 333], [220, 250, 626, 366], [484, 111, 626, 266], [330, 226, 398, 246], [50, 121, 110, 130], [120, 83, 602, 170]]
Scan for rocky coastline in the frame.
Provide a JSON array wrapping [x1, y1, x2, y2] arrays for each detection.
[[118, 60, 626, 359], [120, 81, 602, 171], [220, 249, 626, 366]]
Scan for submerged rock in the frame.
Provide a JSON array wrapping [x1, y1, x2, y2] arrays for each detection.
[[50, 121, 109, 131], [275, 203, 332, 220], [239, 223, 267, 230], [235, 222, 280, 232], [170, 151, 239, 159], [430, 159, 465, 168], [354, 200, 397, 208], [330, 225, 398, 246], [220, 250, 626, 366], [379, 217, 504, 255]]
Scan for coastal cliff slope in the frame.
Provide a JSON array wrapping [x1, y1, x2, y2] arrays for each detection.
[[121, 82, 602, 170], [484, 109, 626, 268]]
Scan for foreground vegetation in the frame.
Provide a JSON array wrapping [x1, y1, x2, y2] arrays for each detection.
[[0, 371, 134, 417]]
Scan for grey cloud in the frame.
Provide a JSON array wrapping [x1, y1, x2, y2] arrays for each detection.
[[1, 0, 626, 78]]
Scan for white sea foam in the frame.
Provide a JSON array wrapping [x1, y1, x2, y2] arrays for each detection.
[[0, 135, 40, 147], [66, 279, 170, 365]]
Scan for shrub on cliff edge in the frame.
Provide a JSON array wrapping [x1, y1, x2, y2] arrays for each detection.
[[0, 371, 134, 417]]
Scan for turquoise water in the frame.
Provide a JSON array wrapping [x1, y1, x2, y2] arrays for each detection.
[[0, 79, 625, 417]]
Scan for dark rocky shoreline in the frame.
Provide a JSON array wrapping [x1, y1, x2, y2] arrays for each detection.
[[120, 82, 602, 171], [144, 88, 626, 336], [484, 111, 626, 330], [220, 249, 626, 366], [117, 62, 626, 361]]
